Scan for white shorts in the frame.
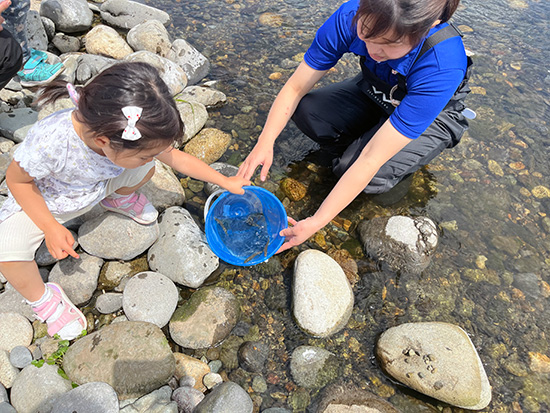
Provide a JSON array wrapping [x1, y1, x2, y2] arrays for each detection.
[[0, 162, 154, 262]]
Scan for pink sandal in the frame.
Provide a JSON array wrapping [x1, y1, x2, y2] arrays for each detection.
[[100, 192, 158, 225], [32, 283, 87, 340]]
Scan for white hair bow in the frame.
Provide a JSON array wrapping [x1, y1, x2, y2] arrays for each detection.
[[121, 106, 143, 141]]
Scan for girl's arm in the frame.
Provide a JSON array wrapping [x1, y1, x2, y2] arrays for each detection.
[[278, 119, 412, 252], [237, 61, 327, 181], [156, 150, 249, 194], [5, 161, 79, 259]]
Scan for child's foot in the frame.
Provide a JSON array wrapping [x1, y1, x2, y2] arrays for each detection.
[[100, 192, 158, 224], [31, 283, 87, 341]]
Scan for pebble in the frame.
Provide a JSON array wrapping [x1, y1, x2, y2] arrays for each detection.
[[171, 386, 205, 413], [95, 292, 123, 314], [203, 372, 223, 389], [8, 346, 32, 369], [237, 341, 269, 373], [208, 360, 223, 374], [51, 382, 119, 413]]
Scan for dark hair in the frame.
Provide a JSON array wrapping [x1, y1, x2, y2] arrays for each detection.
[[353, 0, 460, 46], [36, 62, 184, 151]]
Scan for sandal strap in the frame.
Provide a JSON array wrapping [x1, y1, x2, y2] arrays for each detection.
[[32, 289, 61, 322]]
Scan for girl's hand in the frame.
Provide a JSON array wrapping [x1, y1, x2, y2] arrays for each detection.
[[44, 222, 80, 260], [237, 140, 274, 181], [277, 216, 322, 253], [223, 175, 250, 195]]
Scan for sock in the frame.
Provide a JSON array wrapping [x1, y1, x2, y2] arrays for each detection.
[[107, 192, 134, 199], [27, 285, 52, 307]]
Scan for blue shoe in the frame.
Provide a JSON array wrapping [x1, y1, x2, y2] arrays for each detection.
[[18, 60, 65, 87]]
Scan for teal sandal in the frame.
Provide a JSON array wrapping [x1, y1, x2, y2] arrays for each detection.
[[18, 61, 65, 87]]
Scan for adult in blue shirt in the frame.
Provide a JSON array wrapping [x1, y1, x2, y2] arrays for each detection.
[[238, 0, 471, 251]]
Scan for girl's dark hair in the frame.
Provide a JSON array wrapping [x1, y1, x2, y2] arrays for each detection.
[[36, 62, 184, 151], [353, 0, 460, 46]]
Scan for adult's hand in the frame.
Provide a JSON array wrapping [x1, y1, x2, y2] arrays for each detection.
[[276, 216, 322, 253], [0, 0, 11, 31], [237, 140, 274, 181]]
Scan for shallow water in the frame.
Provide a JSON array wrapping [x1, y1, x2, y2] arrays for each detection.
[[149, 0, 549, 411]]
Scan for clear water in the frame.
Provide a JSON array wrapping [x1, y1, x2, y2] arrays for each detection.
[[148, 0, 550, 411]]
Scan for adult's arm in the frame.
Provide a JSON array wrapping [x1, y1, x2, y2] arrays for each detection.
[[237, 61, 327, 181], [278, 119, 412, 252], [5, 160, 79, 259]]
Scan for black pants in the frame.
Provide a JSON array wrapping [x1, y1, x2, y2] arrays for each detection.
[[291, 73, 469, 194], [0, 29, 23, 90]]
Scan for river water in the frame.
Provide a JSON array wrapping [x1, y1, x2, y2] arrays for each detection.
[[148, 0, 549, 411]]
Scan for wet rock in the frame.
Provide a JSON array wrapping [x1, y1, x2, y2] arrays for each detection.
[[193, 381, 253, 413], [119, 385, 177, 412], [315, 382, 401, 413], [40, 0, 93, 33], [51, 382, 119, 413], [173, 353, 210, 392], [168, 39, 211, 85], [376, 322, 491, 410], [184, 128, 232, 165], [237, 341, 269, 373], [176, 101, 208, 144], [98, 258, 148, 291], [358, 215, 438, 275], [171, 386, 204, 413], [512, 273, 541, 300], [78, 213, 159, 261], [63, 321, 175, 400], [290, 346, 339, 389], [293, 250, 353, 337], [95, 292, 123, 314], [85, 25, 133, 60], [280, 178, 307, 201], [10, 364, 72, 413], [122, 272, 178, 328], [148, 207, 218, 288], [0, 313, 33, 352], [125, 51, 187, 96], [203, 372, 223, 389], [100, 0, 170, 30], [204, 163, 239, 195], [169, 286, 239, 349], [127, 20, 172, 58], [48, 252, 103, 305]]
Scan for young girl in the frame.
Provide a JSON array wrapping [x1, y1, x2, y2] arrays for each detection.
[[238, 0, 472, 252], [0, 61, 249, 340]]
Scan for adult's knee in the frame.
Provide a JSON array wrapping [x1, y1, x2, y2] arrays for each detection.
[[0, 29, 24, 90]]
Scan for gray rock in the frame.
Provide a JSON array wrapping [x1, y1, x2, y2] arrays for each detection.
[[95, 292, 123, 314], [171, 386, 204, 413], [0, 402, 16, 413], [127, 20, 172, 57], [512, 272, 541, 300], [57, 53, 79, 84], [169, 287, 239, 349], [0, 350, 19, 389], [293, 250, 353, 337], [85, 25, 133, 60], [202, 372, 223, 390], [10, 363, 72, 413], [63, 321, 175, 400], [78, 212, 159, 261], [290, 346, 339, 389], [48, 252, 103, 305], [51, 382, 119, 413], [40, 16, 56, 41], [100, 0, 170, 30], [0, 289, 34, 321], [148, 207, 218, 288], [122, 272, 178, 328], [35, 229, 78, 266], [376, 322, 491, 410], [177, 86, 226, 109], [0, 108, 38, 142], [176, 100, 208, 144], [139, 159, 185, 212], [0, 313, 33, 352], [0, 382, 7, 402], [8, 346, 32, 369], [237, 341, 268, 373], [168, 39, 210, 85], [25, 11, 48, 51], [262, 409, 291, 413], [75, 54, 118, 84], [40, 0, 93, 33], [52, 33, 81, 53], [125, 51, 187, 96], [194, 382, 253, 413], [119, 385, 177, 412], [315, 383, 401, 413], [358, 215, 438, 275], [0, 154, 9, 183]]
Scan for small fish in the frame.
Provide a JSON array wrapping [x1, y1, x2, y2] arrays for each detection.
[[243, 250, 262, 264], [263, 238, 269, 257], [215, 218, 228, 235]]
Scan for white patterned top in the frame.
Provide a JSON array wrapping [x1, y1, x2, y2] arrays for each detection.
[[0, 109, 124, 222]]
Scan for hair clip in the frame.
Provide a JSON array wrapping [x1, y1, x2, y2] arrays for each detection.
[[121, 106, 143, 141], [66, 83, 79, 105]]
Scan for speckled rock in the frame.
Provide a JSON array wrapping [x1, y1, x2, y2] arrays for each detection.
[[168, 39, 211, 85], [290, 346, 339, 389], [100, 0, 170, 30], [280, 178, 307, 201], [39, 0, 93, 33], [0, 313, 33, 352], [127, 20, 172, 57], [85, 25, 133, 59], [184, 128, 231, 165], [376, 322, 491, 410], [176, 101, 208, 144]]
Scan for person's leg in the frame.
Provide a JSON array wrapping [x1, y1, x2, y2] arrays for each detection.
[[292, 74, 386, 157], [2, 0, 31, 63], [0, 29, 23, 90]]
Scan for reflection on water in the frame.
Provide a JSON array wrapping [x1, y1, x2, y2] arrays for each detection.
[[150, 0, 549, 410]]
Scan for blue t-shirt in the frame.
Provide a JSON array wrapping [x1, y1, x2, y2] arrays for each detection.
[[303, 0, 468, 139]]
